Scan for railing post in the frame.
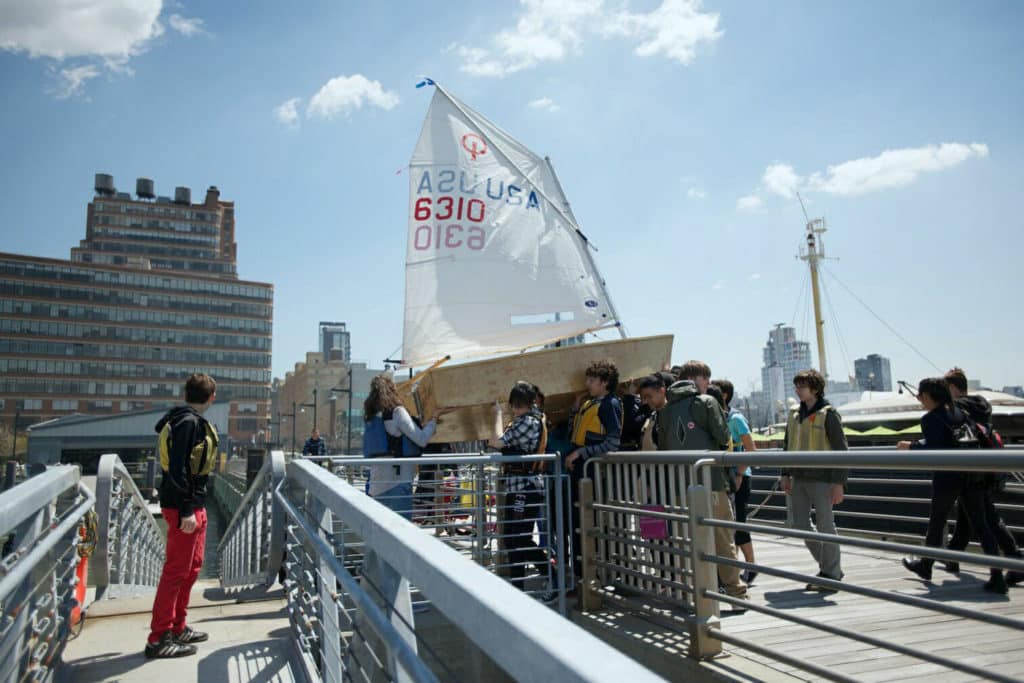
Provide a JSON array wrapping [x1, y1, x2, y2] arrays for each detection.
[[686, 481, 722, 659], [496, 472, 509, 578], [553, 453, 568, 617], [473, 463, 486, 566], [579, 477, 602, 611], [145, 458, 157, 490]]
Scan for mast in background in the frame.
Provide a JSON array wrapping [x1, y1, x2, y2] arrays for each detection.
[[798, 193, 829, 380]]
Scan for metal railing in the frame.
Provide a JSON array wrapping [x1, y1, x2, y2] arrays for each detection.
[[218, 450, 286, 589], [740, 447, 1024, 545], [314, 452, 570, 611], [581, 448, 1024, 682], [0, 466, 94, 682], [93, 453, 165, 599], [276, 456, 663, 683]]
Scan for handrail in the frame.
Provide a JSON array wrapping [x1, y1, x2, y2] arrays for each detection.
[[579, 447, 1024, 681], [218, 450, 286, 588], [286, 459, 663, 683], [93, 453, 165, 599], [0, 466, 94, 682]]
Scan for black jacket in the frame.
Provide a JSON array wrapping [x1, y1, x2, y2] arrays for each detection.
[[156, 405, 209, 518], [910, 405, 967, 450], [955, 394, 992, 426], [302, 437, 327, 456]]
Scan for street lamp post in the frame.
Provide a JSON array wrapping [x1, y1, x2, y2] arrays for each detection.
[[10, 410, 18, 460], [279, 402, 298, 454], [331, 368, 355, 454]]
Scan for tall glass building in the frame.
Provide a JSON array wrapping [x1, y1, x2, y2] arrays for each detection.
[[0, 174, 272, 441]]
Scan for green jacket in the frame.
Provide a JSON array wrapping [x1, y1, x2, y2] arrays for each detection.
[[656, 381, 731, 491]]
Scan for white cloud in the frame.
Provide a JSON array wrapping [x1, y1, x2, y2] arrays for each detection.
[[605, 0, 722, 65], [762, 163, 801, 199], [452, 0, 720, 78], [167, 14, 206, 37], [0, 1, 212, 98], [274, 97, 302, 128], [0, 0, 163, 60], [686, 186, 705, 199], [528, 96, 560, 112], [737, 195, 763, 212], [54, 64, 100, 99], [306, 74, 400, 120], [740, 142, 989, 208], [806, 143, 989, 196]]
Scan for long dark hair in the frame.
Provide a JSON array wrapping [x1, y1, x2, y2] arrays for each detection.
[[364, 374, 402, 421]]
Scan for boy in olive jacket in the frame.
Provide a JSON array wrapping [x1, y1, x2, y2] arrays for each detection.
[[781, 369, 848, 591]]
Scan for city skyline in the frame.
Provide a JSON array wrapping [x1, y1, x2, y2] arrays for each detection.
[[2, 2, 1022, 391]]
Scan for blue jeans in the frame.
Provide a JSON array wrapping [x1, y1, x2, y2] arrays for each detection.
[[375, 482, 413, 520]]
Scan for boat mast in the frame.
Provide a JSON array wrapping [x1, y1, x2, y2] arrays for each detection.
[[798, 193, 828, 381]]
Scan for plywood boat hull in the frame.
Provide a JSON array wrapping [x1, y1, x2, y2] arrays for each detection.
[[403, 335, 674, 443]]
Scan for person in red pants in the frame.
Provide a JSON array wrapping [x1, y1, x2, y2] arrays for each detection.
[[146, 373, 219, 659]]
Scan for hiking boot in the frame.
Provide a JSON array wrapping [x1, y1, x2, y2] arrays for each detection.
[[902, 558, 932, 582], [145, 631, 197, 659], [984, 571, 1009, 595], [174, 626, 209, 645], [1007, 570, 1024, 587], [538, 589, 559, 605], [942, 561, 960, 575], [741, 570, 759, 586]]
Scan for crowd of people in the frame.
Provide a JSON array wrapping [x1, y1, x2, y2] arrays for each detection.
[[353, 361, 1022, 604], [143, 361, 1020, 658]]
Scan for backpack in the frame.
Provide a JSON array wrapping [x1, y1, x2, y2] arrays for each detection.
[[158, 413, 218, 477], [961, 412, 1007, 490]]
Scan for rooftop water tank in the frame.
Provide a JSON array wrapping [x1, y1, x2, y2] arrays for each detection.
[[174, 186, 192, 205], [95, 173, 115, 196], [136, 178, 155, 199]]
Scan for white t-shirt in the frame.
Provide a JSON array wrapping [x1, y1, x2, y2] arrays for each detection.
[[366, 406, 436, 497]]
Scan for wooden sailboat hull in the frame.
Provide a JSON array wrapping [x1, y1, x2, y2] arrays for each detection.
[[404, 335, 674, 443]]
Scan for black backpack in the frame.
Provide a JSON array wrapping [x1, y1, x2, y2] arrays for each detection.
[[959, 412, 1007, 490]]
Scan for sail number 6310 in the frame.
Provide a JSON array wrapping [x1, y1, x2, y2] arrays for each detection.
[[413, 196, 485, 222], [412, 196, 486, 251]]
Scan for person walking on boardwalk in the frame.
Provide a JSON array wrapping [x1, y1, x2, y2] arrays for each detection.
[[781, 369, 848, 593], [713, 379, 759, 586], [657, 361, 748, 601], [942, 368, 1024, 585], [898, 377, 1008, 594], [146, 373, 218, 659]]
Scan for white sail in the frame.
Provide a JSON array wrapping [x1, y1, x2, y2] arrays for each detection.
[[402, 85, 620, 367]]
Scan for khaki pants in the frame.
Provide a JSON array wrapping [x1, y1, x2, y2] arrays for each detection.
[[711, 490, 747, 596]]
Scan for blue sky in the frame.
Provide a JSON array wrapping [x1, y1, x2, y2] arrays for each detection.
[[2, 1, 1022, 394]]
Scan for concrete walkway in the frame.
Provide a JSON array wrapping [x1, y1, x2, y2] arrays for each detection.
[[59, 580, 298, 683]]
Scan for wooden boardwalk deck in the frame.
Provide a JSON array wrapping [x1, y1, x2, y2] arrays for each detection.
[[577, 533, 1024, 683]]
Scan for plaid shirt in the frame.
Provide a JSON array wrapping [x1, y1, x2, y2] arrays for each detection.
[[500, 409, 543, 454]]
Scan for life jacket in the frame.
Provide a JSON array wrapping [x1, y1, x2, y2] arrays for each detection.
[[571, 398, 607, 448], [786, 404, 833, 451], [362, 409, 421, 458], [158, 414, 218, 477]]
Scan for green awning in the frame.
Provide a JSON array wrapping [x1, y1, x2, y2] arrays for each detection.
[[859, 426, 900, 436], [842, 426, 863, 436], [897, 424, 922, 434]]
